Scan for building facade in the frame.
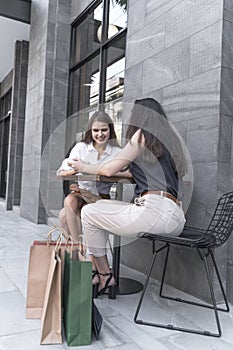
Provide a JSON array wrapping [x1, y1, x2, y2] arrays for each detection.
[[1, 0, 233, 302]]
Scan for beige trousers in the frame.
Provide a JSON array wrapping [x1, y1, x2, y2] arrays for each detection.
[[81, 194, 186, 257]]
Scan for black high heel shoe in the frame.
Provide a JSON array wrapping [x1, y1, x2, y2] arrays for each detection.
[[98, 272, 116, 299], [92, 270, 99, 299]]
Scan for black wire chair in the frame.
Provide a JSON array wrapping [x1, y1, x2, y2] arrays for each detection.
[[134, 191, 233, 337]]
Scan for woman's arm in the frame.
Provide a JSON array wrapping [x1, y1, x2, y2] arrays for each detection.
[[70, 130, 143, 177], [56, 142, 84, 176], [56, 158, 77, 176], [112, 169, 132, 178]]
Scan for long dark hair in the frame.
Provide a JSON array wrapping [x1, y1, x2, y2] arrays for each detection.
[[82, 111, 120, 147], [126, 98, 187, 177]]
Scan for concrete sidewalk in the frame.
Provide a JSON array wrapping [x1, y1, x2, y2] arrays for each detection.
[[1, 201, 233, 350]]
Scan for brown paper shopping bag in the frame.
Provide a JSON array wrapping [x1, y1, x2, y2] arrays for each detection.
[[40, 249, 63, 344], [26, 226, 80, 319], [26, 240, 55, 319]]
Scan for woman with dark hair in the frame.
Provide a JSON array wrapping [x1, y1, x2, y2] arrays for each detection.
[[70, 98, 187, 299]]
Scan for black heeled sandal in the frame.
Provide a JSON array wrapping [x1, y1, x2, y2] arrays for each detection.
[[92, 270, 99, 299], [98, 272, 116, 299]]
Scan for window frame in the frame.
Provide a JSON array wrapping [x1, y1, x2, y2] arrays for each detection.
[[68, 0, 127, 117]]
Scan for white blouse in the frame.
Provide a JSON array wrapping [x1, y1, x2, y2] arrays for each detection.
[[57, 141, 121, 195]]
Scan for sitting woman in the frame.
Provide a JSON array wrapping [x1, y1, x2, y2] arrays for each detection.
[[57, 111, 122, 295], [69, 98, 188, 299]]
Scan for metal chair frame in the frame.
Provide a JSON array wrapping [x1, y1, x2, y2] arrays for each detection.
[[134, 191, 233, 337]]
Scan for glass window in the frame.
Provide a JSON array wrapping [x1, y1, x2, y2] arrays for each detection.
[[69, 0, 127, 118], [105, 57, 125, 102], [104, 99, 124, 141], [97, 0, 127, 43], [109, 0, 127, 32], [69, 54, 100, 115], [105, 35, 126, 102], [71, 1, 103, 65], [0, 89, 12, 120], [0, 89, 11, 198]]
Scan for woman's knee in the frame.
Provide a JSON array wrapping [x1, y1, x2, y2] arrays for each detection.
[[64, 194, 79, 212], [81, 203, 93, 221], [81, 205, 95, 229]]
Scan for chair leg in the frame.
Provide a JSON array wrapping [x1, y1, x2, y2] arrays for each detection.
[[159, 244, 170, 297], [134, 245, 222, 337], [134, 250, 158, 323], [159, 250, 228, 314], [203, 255, 221, 337], [210, 250, 229, 312]]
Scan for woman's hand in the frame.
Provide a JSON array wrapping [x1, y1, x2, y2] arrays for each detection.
[[68, 159, 87, 173], [57, 169, 77, 177]]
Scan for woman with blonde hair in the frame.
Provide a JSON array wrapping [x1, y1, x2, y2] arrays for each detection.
[[57, 111, 121, 296]]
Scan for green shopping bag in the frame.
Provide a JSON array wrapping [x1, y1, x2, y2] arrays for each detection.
[[63, 250, 92, 346]]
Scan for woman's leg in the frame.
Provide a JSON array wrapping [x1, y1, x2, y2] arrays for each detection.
[[64, 194, 83, 241], [82, 197, 185, 243], [91, 255, 115, 289], [81, 200, 141, 290], [81, 200, 143, 257], [59, 207, 70, 234], [90, 254, 115, 298], [81, 197, 185, 286], [90, 256, 99, 285]]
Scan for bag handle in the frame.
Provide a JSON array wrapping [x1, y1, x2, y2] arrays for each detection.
[[47, 225, 86, 259], [47, 225, 71, 245]]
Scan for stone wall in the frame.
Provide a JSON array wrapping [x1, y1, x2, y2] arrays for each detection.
[[20, 0, 71, 223], [125, 2, 223, 223], [124, 0, 224, 223], [222, 0, 233, 302], [6, 41, 29, 209], [122, 0, 233, 301]]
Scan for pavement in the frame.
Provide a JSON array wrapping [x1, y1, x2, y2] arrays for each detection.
[[1, 200, 233, 350]]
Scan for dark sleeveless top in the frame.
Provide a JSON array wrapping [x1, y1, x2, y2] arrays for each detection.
[[130, 148, 178, 197]]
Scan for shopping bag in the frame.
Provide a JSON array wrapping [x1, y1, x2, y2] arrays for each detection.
[[92, 300, 103, 340], [26, 226, 78, 319], [63, 250, 92, 346], [26, 241, 56, 319], [40, 249, 63, 344]]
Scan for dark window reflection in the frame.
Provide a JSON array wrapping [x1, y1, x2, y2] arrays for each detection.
[[69, 0, 127, 117], [105, 35, 126, 102], [71, 2, 103, 65], [0, 89, 12, 119], [69, 54, 100, 115]]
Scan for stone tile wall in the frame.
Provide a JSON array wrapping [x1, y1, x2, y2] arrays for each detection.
[[122, 0, 233, 301], [222, 1, 233, 303], [20, 0, 71, 223], [20, 0, 50, 223], [6, 41, 29, 209], [125, 0, 224, 224]]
